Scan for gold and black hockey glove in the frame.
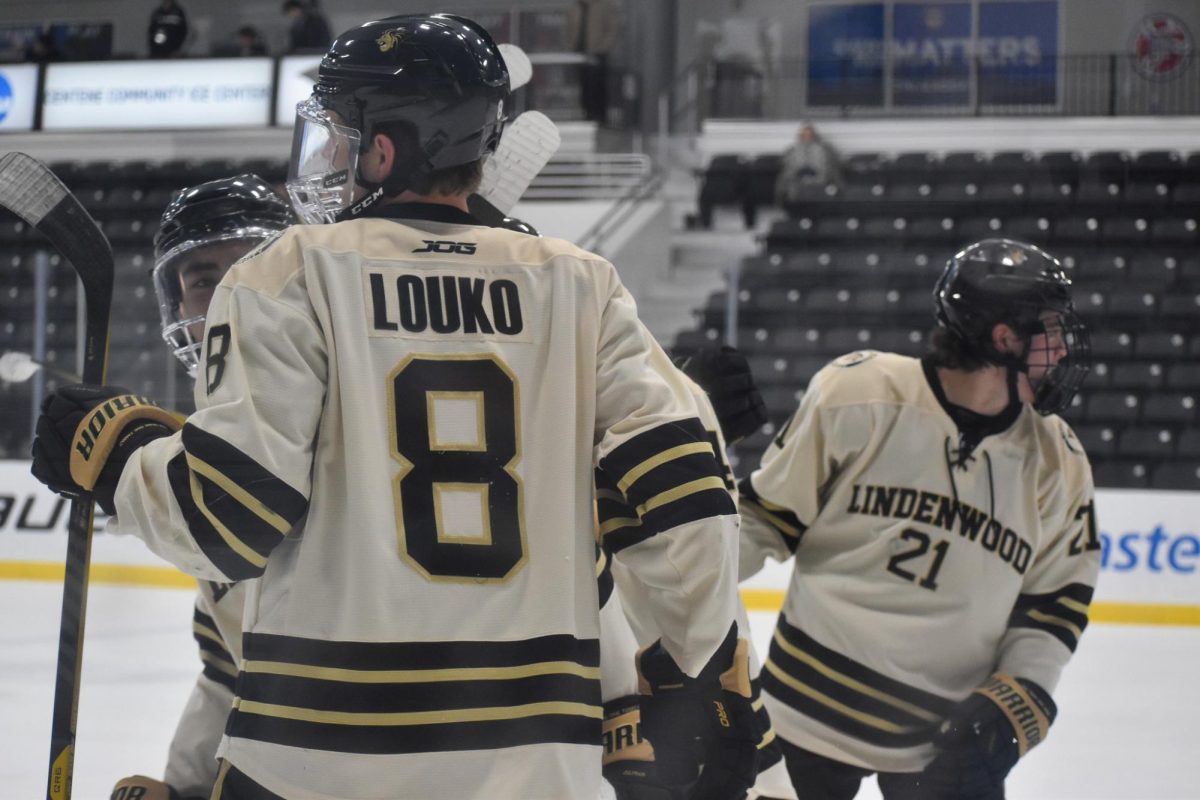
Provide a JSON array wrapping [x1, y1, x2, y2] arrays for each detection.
[[922, 673, 1056, 798], [32, 384, 181, 515], [637, 623, 762, 800], [675, 346, 768, 445]]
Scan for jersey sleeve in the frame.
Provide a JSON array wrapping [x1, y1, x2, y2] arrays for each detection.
[[996, 424, 1101, 694], [592, 274, 741, 677], [110, 231, 323, 582], [737, 364, 866, 579]]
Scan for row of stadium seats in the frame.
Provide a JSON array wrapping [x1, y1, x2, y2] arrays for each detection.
[[699, 149, 1200, 224], [682, 147, 1200, 489], [766, 214, 1199, 247]]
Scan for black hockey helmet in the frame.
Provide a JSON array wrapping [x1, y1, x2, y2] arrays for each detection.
[[934, 238, 1090, 415], [287, 13, 510, 223], [153, 174, 295, 375]]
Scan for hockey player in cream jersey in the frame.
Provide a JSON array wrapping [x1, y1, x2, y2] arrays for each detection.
[[32, 14, 758, 800], [738, 239, 1100, 799]]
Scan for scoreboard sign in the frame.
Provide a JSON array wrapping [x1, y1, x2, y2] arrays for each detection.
[[42, 58, 273, 130]]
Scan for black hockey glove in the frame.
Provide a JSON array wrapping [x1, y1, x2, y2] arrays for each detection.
[[921, 673, 1057, 799], [637, 623, 762, 800], [676, 346, 767, 445], [32, 384, 181, 515]]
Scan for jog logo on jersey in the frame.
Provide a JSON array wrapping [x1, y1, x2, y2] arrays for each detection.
[[363, 266, 533, 343]]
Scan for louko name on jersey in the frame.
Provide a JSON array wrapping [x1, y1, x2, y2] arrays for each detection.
[[847, 483, 1034, 574], [366, 270, 524, 337]]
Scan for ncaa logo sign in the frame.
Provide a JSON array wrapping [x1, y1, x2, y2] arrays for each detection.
[[0, 74, 12, 123]]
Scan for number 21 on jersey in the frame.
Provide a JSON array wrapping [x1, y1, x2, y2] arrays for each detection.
[[387, 353, 527, 582]]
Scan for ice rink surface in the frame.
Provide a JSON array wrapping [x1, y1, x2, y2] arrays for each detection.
[[2, 580, 1199, 799]]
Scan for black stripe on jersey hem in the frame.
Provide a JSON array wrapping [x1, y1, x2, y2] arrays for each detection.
[[237, 671, 599, 715], [212, 761, 286, 800], [761, 618, 952, 748], [182, 423, 308, 524], [168, 452, 266, 581], [760, 666, 934, 750], [1008, 582, 1093, 652], [197, 635, 235, 666], [226, 707, 601, 755], [774, 617, 954, 714], [597, 545, 615, 609], [203, 663, 238, 692], [242, 632, 600, 672], [738, 477, 807, 550]]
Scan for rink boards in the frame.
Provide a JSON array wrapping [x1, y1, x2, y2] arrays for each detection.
[[0, 459, 1197, 626]]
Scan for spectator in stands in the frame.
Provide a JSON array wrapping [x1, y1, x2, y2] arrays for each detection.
[[774, 123, 840, 205], [234, 25, 267, 56], [282, 0, 332, 54], [210, 25, 267, 57], [148, 0, 188, 58], [566, 0, 622, 125]]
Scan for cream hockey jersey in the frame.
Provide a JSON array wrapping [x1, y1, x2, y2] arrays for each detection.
[[111, 206, 742, 800], [738, 351, 1100, 773], [164, 580, 244, 798]]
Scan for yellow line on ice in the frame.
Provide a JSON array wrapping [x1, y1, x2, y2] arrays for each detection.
[[3, 561, 1200, 627], [0, 560, 196, 589]]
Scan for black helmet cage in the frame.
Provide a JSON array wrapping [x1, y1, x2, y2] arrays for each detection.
[[153, 174, 295, 376], [312, 14, 510, 198], [933, 238, 1091, 415]]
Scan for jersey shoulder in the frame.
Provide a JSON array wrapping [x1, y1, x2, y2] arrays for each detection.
[[1030, 412, 1095, 494], [809, 350, 926, 410]]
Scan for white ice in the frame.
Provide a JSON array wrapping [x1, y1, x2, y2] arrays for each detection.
[[2, 581, 1198, 799]]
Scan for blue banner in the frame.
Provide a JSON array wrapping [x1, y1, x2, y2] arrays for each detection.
[[807, 3, 885, 107], [978, 1, 1059, 105], [892, 3, 972, 106]]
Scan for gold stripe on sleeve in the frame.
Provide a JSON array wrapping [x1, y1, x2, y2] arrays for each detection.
[[186, 452, 294, 534], [187, 470, 269, 570], [636, 476, 728, 517], [1026, 609, 1084, 642], [617, 442, 715, 494]]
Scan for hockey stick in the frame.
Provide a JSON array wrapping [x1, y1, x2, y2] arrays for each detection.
[[0, 152, 113, 800], [470, 110, 561, 226]]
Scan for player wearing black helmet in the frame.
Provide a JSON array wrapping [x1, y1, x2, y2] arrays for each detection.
[[737, 239, 1100, 800], [32, 14, 754, 800], [286, 13, 509, 223], [107, 176, 293, 800], [152, 174, 296, 376]]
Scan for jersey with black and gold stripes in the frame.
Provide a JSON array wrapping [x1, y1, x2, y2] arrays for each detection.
[[738, 350, 1100, 773], [109, 205, 742, 800], [164, 580, 243, 797]]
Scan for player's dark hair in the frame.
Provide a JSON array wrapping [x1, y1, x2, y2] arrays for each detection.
[[926, 325, 991, 372], [372, 120, 484, 197]]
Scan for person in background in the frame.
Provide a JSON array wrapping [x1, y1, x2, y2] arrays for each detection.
[[148, 0, 188, 58], [282, 0, 332, 54], [738, 239, 1099, 799], [566, 0, 621, 125], [234, 25, 267, 56], [774, 123, 841, 206]]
